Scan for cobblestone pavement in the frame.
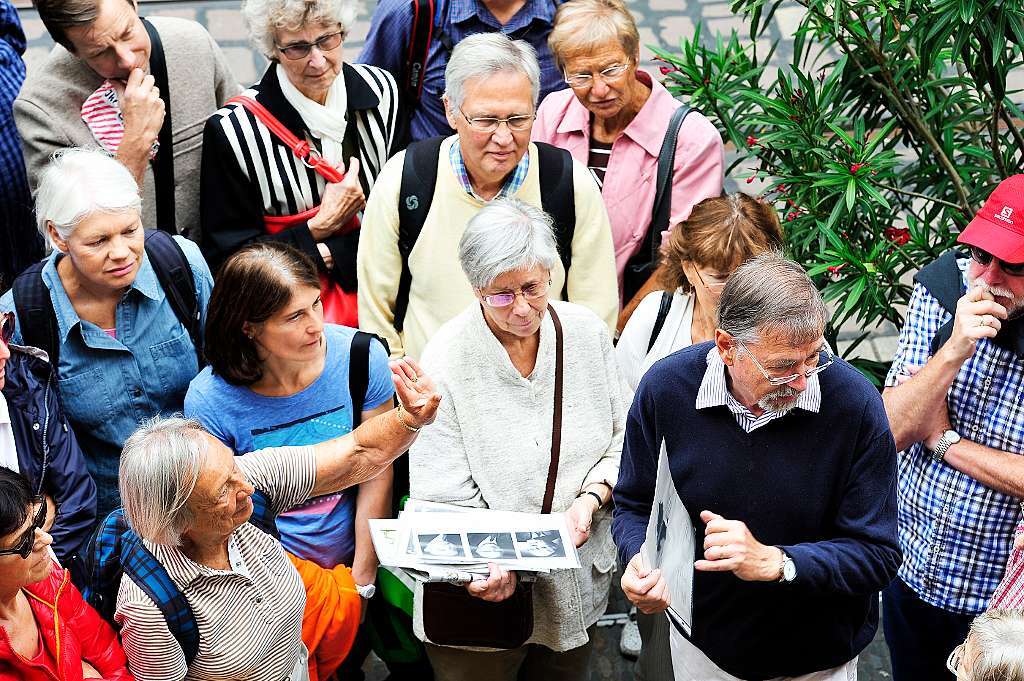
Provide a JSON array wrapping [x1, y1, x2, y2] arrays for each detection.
[[15, 0, 899, 677]]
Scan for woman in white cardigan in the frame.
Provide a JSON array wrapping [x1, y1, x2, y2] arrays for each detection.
[[408, 198, 625, 681]]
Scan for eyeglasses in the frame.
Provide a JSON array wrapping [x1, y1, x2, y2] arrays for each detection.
[[276, 31, 344, 60], [968, 245, 1024, 276], [563, 62, 631, 89], [0, 498, 46, 559], [458, 107, 534, 133], [946, 642, 967, 679], [1, 311, 13, 345], [693, 267, 727, 292], [480, 280, 550, 308], [738, 342, 835, 386]]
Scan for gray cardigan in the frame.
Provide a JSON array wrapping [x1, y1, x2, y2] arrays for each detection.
[[409, 300, 626, 651], [15, 16, 240, 242]]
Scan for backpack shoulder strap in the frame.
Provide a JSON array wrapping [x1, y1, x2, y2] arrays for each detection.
[[144, 230, 204, 367], [647, 290, 673, 354], [403, 0, 435, 108], [395, 136, 445, 333], [349, 331, 374, 428], [141, 18, 176, 234], [913, 250, 964, 355], [12, 262, 60, 369], [248, 489, 280, 539], [534, 142, 576, 299], [647, 105, 690, 261]]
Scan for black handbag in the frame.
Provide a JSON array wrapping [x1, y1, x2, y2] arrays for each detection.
[[622, 105, 691, 305], [422, 305, 565, 649]]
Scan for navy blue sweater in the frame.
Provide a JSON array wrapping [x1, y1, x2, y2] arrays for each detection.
[[612, 342, 901, 680]]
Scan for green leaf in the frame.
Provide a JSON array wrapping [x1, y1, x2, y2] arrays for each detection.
[[845, 179, 858, 211]]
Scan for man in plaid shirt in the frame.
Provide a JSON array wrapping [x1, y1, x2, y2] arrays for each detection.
[[882, 174, 1024, 681]]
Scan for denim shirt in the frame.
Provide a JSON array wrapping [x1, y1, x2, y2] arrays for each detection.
[[0, 236, 213, 516]]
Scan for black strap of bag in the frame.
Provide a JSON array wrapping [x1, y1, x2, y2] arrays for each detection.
[[646, 290, 673, 354], [622, 105, 690, 303], [422, 305, 565, 649], [142, 18, 176, 235]]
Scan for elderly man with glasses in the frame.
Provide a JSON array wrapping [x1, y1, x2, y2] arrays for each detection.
[[880, 174, 1024, 681], [613, 251, 901, 681], [358, 32, 617, 363]]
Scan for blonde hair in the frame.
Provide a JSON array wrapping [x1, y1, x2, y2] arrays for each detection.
[[547, 0, 640, 71], [660, 193, 784, 293]]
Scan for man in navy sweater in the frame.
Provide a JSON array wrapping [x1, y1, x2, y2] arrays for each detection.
[[613, 252, 901, 680]]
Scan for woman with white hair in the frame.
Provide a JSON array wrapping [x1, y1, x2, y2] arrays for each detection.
[[114, 364, 439, 681], [200, 0, 401, 328], [948, 609, 1024, 681], [0, 148, 213, 518], [407, 198, 625, 681]]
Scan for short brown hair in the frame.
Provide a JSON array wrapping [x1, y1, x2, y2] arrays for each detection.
[[547, 0, 639, 72], [204, 242, 321, 385], [34, 0, 135, 52], [660, 193, 784, 292]]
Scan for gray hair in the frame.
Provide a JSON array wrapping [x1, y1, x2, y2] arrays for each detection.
[[242, 0, 358, 58], [35, 148, 141, 246], [717, 251, 827, 346], [119, 416, 210, 547], [444, 33, 541, 111], [459, 198, 560, 290], [967, 609, 1024, 681]]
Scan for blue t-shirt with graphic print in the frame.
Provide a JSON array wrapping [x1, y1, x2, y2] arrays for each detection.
[[184, 324, 393, 568]]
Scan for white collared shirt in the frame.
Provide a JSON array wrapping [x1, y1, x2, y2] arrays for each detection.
[[0, 391, 18, 473], [695, 348, 822, 433]]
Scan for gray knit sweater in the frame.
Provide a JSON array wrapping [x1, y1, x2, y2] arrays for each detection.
[[409, 300, 626, 651], [15, 16, 240, 242]]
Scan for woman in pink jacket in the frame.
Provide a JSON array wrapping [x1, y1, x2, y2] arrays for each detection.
[[0, 468, 133, 681], [532, 0, 724, 331]]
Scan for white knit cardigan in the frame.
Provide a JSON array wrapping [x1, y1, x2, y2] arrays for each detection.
[[409, 300, 626, 651]]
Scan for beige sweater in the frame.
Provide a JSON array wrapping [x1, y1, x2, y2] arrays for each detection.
[[409, 300, 625, 651], [357, 135, 618, 360], [15, 17, 240, 242]]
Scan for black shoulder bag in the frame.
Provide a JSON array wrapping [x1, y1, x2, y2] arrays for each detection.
[[142, 18, 176, 234], [421, 305, 565, 649]]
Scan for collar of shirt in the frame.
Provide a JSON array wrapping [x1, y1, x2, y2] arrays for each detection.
[[448, 140, 529, 201], [0, 391, 11, 426], [448, 0, 555, 32], [147, 526, 260, 588], [41, 250, 161, 345], [554, 70, 681, 158], [695, 346, 822, 416]]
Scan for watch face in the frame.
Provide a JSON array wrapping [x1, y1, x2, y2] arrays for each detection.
[[783, 559, 797, 581]]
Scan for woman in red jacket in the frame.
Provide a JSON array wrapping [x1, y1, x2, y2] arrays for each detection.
[[0, 468, 133, 681]]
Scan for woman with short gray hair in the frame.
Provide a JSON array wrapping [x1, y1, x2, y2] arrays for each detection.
[[949, 609, 1024, 681], [114, 364, 440, 681], [0, 148, 214, 518], [201, 0, 400, 327], [408, 198, 625, 681]]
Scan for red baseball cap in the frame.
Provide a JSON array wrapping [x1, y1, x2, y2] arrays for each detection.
[[958, 175, 1024, 263]]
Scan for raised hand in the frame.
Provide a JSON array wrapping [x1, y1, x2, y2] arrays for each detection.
[[694, 510, 782, 582], [390, 357, 440, 428], [945, 284, 1008, 362], [308, 157, 365, 241], [113, 68, 165, 180]]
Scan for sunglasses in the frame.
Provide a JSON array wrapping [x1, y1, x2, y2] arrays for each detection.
[[969, 246, 1024, 276], [0, 498, 47, 559], [1, 311, 13, 345]]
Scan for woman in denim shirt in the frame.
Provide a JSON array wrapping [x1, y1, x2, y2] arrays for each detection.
[[0, 148, 213, 517]]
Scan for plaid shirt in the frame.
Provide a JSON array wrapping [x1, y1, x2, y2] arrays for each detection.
[[448, 139, 529, 201], [886, 257, 1024, 615]]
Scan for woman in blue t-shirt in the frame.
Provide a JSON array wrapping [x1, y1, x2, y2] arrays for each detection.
[[184, 242, 394, 681]]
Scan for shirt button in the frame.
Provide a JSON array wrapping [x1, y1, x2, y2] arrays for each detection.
[[255, 595, 263, 604], [131, 388, 142, 398], [32, 423, 40, 431]]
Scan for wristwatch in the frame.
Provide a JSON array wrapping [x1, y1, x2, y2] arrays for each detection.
[[778, 551, 796, 583], [355, 583, 376, 599], [931, 429, 962, 463]]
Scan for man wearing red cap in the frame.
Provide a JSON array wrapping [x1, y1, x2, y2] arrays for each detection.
[[881, 174, 1024, 681]]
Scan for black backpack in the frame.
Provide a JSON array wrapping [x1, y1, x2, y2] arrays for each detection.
[[12, 230, 204, 370], [393, 136, 576, 332], [80, 330, 383, 666]]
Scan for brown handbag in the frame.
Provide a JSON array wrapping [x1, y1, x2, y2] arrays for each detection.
[[422, 305, 565, 649]]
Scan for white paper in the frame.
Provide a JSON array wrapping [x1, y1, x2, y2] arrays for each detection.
[[642, 439, 694, 637]]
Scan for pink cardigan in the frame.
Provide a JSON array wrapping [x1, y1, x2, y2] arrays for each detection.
[[533, 70, 724, 289]]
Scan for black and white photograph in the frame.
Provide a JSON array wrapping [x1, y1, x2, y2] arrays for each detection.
[[515, 530, 566, 559], [468, 532, 518, 560], [417, 533, 468, 559]]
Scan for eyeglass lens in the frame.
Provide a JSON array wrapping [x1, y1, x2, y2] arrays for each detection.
[[2, 500, 46, 558], [970, 245, 1024, 275], [279, 32, 342, 59]]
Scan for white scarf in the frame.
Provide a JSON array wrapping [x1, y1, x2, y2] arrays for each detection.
[[276, 65, 348, 167]]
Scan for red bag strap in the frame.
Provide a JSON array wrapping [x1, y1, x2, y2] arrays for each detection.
[[228, 95, 345, 184]]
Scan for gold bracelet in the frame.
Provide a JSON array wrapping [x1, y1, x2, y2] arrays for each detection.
[[396, 404, 421, 433]]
